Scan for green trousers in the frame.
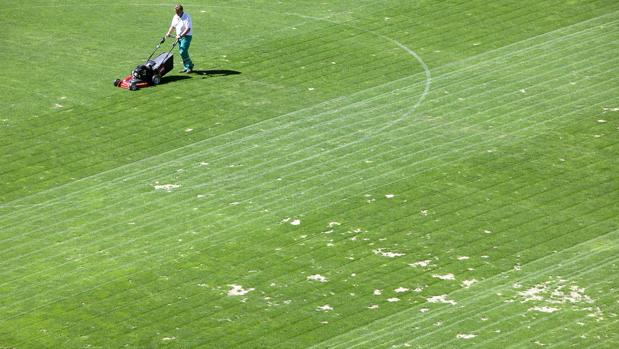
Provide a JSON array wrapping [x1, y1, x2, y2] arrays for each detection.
[[178, 35, 193, 70]]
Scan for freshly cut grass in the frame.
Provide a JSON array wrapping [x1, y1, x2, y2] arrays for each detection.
[[1, 1, 618, 348]]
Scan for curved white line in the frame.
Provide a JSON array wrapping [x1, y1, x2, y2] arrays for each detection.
[[282, 12, 432, 140]]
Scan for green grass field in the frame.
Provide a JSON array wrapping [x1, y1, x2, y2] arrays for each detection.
[[1, 1, 618, 348]]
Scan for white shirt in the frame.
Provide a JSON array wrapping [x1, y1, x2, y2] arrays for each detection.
[[171, 12, 192, 36]]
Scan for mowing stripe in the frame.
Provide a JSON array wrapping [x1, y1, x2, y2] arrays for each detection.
[[2, 10, 616, 210], [1, 55, 616, 264], [1, 66, 616, 278], [0, 21, 612, 226], [2, 58, 616, 282]]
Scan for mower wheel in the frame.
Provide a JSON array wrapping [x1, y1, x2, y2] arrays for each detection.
[[113, 79, 121, 87], [129, 83, 138, 91], [152, 75, 161, 85]]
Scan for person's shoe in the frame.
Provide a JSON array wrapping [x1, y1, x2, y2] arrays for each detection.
[[179, 68, 188, 73], [186, 68, 193, 74]]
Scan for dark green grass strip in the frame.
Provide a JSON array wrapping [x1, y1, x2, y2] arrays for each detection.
[[2, 14, 616, 230], [2, 10, 616, 211], [3, 2, 616, 201]]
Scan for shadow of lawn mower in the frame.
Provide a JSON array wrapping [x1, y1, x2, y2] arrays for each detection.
[[114, 36, 178, 91]]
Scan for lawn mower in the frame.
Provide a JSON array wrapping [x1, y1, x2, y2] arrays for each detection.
[[114, 36, 178, 91]]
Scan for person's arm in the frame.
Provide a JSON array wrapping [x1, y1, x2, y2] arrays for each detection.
[[177, 26, 190, 38], [165, 16, 177, 37], [165, 25, 175, 37]]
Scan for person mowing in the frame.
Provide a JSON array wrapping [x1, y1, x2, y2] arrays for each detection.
[[165, 4, 194, 73]]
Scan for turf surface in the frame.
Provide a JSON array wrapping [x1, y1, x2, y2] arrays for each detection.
[[1, 0, 618, 348]]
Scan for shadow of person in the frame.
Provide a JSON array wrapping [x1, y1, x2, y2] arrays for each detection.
[[161, 75, 192, 84], [191, 69, 241, 78]]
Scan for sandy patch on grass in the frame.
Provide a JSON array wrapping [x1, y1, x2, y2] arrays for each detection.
[[409, 260, 432, 268], [529, 306, 559, 313], [373, 248, 405, 258], [317, 304, 333, 312], [461, 279, 478, 288], [518, 281, 593, 304], [227, 284, 254, 296], [153, 184, 180, 192], [307, 274, 328, 283], [432, 273, 455, 280], [514, 279, 604, 320], [427, 295, 457, 305]]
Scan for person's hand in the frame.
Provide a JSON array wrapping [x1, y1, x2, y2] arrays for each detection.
[[176, 35, 181, 40]]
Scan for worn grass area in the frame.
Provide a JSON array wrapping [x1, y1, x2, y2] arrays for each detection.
[[1, 0, 618, 348]]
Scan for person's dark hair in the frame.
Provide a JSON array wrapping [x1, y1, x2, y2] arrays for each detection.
[[176, 4, 183, 12]]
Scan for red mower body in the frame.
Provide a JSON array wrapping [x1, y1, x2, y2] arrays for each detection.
[[114, 75, 151, 91]]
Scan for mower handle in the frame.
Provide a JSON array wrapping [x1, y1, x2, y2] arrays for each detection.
[[145, 36, 175, 63]]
